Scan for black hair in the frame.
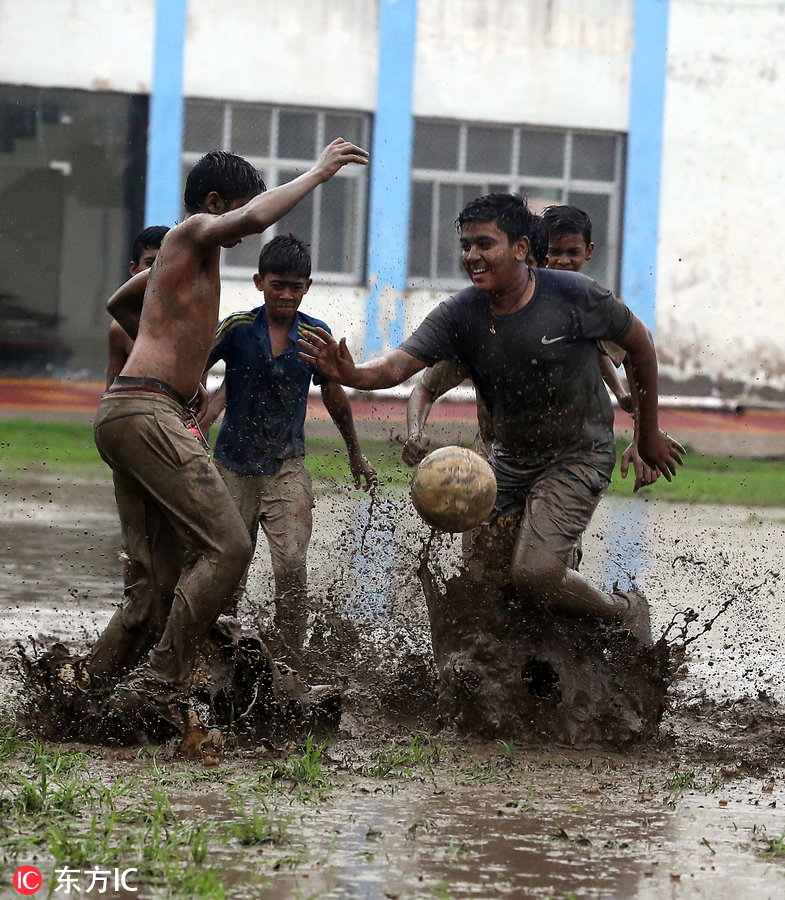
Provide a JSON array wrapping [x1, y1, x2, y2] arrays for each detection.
[[528, 215, 549, 266], [130, 225, 169, 264], [257, 233, 311, 278], [541, 205, 592, 245], [455, 193, 536, 243], [183, 151, 266, 214]]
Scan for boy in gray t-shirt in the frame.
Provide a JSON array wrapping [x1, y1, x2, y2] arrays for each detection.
[[299, 193, 683, 645]]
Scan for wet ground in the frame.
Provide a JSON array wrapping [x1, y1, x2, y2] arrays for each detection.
[[2, 472, 785, 898]]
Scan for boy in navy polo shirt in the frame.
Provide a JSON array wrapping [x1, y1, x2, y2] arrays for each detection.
[[202, 234, 376, 665]]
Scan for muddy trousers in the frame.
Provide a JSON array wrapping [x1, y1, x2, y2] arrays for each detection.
[[216, 458, 314, 657], [89, 392, 252, 688]]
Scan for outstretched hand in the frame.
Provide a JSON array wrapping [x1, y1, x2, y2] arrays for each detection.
[[636, 429, 686, 482], [298, 327, 356, 384], [311, 138, 370, 183]]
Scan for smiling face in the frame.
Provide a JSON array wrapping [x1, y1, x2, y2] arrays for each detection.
[[459, 220, 529, 294], [546, 231, 594, 272], [253, 270, 312, 325]]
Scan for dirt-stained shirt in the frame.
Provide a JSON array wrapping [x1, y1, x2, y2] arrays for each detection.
[[399, 268, 632, 468]]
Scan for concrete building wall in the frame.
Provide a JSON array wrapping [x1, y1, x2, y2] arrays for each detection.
[[1, 0, 378, 108], [4, 0, 785, 395], [184, 0, 379, 109], [657, 0, 785, 397], [657, 2, 785, 394], [0, 0, 153, 93], [414, 0, 632, 130]]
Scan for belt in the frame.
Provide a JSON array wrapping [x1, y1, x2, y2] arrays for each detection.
[[107, 375, 189, 408]]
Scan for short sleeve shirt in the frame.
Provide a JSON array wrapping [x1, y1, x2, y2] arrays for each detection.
[[208, 306, 329, 476], [399, 268, 632, 467]]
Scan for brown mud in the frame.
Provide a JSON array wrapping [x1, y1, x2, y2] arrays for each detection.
[[3, 474, 785, 897], [419, 511, 673, 748]]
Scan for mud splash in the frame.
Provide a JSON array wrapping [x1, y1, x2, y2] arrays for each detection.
[[417, 513, 673, 747], [6, 476, 783, 754], [7, 475, 785, 896], [17, 618, 341, 751]]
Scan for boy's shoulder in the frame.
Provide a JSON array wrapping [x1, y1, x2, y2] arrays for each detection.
[[159, 214, 208, 244], [443, 285, 484, 316], [538, 267, 612, 302], [215, 306, 263, 342], [295, 309, 331, 337]]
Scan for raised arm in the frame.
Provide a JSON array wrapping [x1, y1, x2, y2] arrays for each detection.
[[614, 316, 685, 480], [298, 327, 425, 389], [106, 268, 150, 340], [193, 139, 368, 249], [320, 381, 377, 490]]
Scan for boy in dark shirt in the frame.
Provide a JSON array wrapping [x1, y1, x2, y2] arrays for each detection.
[[299, 193, 683, 644], [543, 204, 657, 491]]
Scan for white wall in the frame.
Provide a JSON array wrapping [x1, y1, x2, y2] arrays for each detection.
[[0, 0, 153, 93], [184, 0, 378, 109], [658, 1, 785, 394], [414, 0, 632, 130], [219, 279, 368, 353], [6, 0, 785, 395], [2, 0, 378, 107]]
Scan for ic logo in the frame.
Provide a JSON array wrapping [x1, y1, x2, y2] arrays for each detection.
[[13, 867, 42, 895]]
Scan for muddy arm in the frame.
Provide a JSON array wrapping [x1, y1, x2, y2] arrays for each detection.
[[106, 269, 150, 340]]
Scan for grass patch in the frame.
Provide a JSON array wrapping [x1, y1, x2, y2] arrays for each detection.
[[607, 439, 785, 506], [0, 419, 103, 474], [269, 735, 330, 789], [362, 732, 446, 779], [3, 418, 785, 506], [0, 725, 298, 897]]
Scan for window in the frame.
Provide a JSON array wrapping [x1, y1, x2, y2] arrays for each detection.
[[183, 100, 370, 283], [0, 84, 146, 377], [408, 119, 625, 291]]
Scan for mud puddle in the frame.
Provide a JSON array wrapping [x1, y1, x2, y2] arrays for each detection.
[[4, 739, 785, 899], [3, 473, 785, 897]]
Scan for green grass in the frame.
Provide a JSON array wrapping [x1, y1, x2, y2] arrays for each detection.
[[0, 419, 104, 473], [607, 443, 785, 506], [2, 418, 785, 506]]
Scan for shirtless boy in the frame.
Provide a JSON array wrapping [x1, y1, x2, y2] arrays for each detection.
[[87, 139, 368, 719]]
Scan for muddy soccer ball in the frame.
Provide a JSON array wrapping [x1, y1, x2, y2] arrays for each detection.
[[410, 446, 497, 532]]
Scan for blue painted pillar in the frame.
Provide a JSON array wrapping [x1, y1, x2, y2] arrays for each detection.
[[144, 0, 187, 227], [365, 0, 418, 357], [621, 0, 670, 331]]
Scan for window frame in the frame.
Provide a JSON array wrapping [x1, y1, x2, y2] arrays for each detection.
[[408, 118, 626, 292], [182, 98, 371, 285]]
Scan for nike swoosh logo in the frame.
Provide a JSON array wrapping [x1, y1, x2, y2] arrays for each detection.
[[541, 335, 568, 345]]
